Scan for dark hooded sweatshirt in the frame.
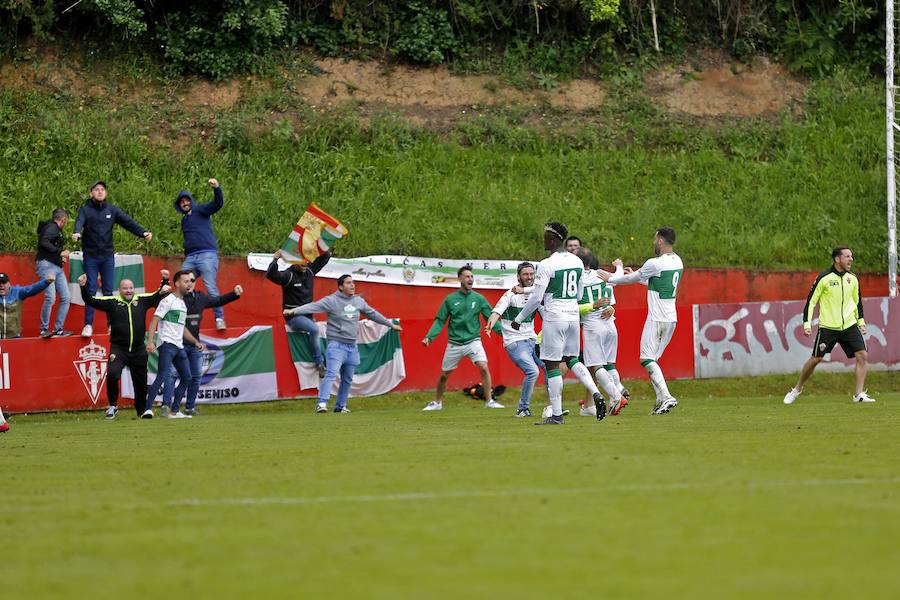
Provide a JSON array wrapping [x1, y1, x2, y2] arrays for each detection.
[[182, 290, 240, 339], [175, 187, 223, 256], [36, 219, 65, 267]]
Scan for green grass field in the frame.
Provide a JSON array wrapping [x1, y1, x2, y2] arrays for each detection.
[[3, 372, 900, 599]]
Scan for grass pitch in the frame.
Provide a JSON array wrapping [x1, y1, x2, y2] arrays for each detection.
[[3, 372, 899, 599]]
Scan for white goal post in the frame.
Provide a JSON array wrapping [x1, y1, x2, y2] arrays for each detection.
[[887, 1, 898, 297]]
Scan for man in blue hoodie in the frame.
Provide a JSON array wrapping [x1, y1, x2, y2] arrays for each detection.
[[72, 181, 153, 338], [175, 178, 227, 330], [1, 272, 54, 339]]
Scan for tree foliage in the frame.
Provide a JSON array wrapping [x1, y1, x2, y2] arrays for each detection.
[[0, 1, 887, 78]]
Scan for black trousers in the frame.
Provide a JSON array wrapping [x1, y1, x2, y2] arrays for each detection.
[[107, 345, 149, 416]]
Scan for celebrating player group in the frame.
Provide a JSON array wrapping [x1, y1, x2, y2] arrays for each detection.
[[422, 220, 683, 425]]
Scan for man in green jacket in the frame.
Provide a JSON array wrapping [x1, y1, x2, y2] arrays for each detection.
[[784, 245, 874, 405], [421, 266, 503, 411]]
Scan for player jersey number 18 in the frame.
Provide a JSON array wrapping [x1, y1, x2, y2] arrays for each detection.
[[552, 268, 581, 299]]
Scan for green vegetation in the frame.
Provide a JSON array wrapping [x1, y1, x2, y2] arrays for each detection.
[[3, 372, 900, 598], [0, 61, 887, 271], [1, 2, 884, 80]]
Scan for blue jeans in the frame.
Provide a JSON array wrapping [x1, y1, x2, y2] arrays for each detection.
[[319, 341, 360, 409], [506, 338, 545, 410], [182, 251, 222, 320], [36, 260, 70, 331], [167, 344, 203, 411], [147, 342, 191, 410], [287, 314, 323, 366], [83, 255, 115, 326]]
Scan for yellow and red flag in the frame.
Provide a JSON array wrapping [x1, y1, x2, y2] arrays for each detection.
[[279, 204, 348, 264]]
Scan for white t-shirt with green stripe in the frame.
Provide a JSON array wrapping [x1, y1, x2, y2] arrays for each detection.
[[492, 289, 538, 346], [533, 250, 583, 323], [153, 294, 188, 348], [630, 253, 683, 322]]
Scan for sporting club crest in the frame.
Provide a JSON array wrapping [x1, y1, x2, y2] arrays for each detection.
[[74, 339, 108, 405]]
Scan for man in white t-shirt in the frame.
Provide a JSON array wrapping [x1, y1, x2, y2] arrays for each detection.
[[485, 262, 545, 417], [145, 270, 205, 419], [513, 222, 608, 425], [599, 227, 683, 415]]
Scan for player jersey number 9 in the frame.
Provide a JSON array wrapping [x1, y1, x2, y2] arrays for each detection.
[[648, 269, 682, 299]]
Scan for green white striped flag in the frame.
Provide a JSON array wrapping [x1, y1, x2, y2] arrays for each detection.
[[133, 326, 279, 404], [67, 252, 145, 306], [288, 319, 405, 397]]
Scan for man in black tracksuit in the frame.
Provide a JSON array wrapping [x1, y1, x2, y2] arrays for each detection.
[[79, 270, 170, 419], [266, 249, 331, 375], [165, 276, 244, 416]]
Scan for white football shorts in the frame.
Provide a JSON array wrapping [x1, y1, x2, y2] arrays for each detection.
[[639, 319, 676, 362], [539, 321, 581, 362]]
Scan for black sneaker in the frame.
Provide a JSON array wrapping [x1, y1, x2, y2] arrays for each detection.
[[592, 392, 607, 421], [515, 408, 532, 418], [40, 328, 52, 339], [52, 329, 72, 337], [534, 415, 564, 425], [184, 408, 200, 417]]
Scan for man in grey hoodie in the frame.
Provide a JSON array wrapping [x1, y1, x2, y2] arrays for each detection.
[[284, 275, 401, 413]]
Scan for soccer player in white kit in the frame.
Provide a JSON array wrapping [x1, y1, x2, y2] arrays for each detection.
[[576, 248, 629, 417], [513, 222, 608, 425], [599, 227, 683, 415]]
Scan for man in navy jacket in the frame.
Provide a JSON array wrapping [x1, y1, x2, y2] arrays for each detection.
[[175, 178, 227, 330], [72, 181, 153, 338]]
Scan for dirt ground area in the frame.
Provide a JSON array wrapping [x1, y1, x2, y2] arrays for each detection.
[[0, 48, 807, 129]]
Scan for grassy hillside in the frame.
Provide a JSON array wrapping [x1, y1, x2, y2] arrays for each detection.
[[0, 58, 887, 271]]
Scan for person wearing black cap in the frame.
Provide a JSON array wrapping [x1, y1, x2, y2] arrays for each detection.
[[0, 271, 55, 339], [72, 181, 153, 339]]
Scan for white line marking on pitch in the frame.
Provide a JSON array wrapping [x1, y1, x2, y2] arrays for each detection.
[[168, 476, 900, 508], [7, 477, 900, 514]]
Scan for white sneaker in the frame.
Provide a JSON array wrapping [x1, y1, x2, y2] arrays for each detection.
[[422, 401, 442, 411], [140, 409, 153, 419], [484, 399, 505, 409], [653, 397, 678, 414], [541, 405, 553, 418], [315, 403, 327, 413], [105, 406, 118, 420], [167, 411, 191, 419], [853, 391, 876, 403], [81, 324, 93, 338], [215, 318, 226, 330], [783, 388, 801, 405], [579, 405, 597, 417]]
